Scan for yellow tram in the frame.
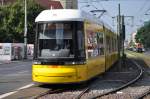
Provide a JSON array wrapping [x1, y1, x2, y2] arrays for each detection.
[[32, 9, 118, 84]]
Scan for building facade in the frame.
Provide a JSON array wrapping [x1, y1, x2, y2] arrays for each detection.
[[52, 0, 78, 9], [0, 0, 63, 9]]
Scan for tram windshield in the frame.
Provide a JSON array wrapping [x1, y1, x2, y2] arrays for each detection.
[[35, 21, 85, 61]]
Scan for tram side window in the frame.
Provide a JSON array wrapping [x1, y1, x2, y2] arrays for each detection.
[[112, 38, 114, 52], [87, 32, 104, 58], [116, 38, 118, 51], [77, 22, 85, 58], [109, 37, 112, 53], [113, 38, 116, 52], [114, 39, 117, 51], [114, 38, 117, 52], [97, 32, 104, 55], [109, 38, 111, 53], [106, 36, 111, 53], [87, 32, 96, 58]]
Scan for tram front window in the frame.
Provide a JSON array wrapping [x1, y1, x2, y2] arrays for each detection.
[[36, 21, 85, 60]]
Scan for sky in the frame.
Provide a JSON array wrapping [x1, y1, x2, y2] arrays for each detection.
[[78, 0, 150, 41]]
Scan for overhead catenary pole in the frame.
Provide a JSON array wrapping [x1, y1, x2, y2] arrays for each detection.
[[121, 15, 125, 57], [24, 0, 27, 59], [117, 4, 121, 69], [118, 4, 121, 57], [121, 15, 126, 66]]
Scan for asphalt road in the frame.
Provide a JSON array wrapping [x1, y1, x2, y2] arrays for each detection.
[[0, 61, 32, 95]]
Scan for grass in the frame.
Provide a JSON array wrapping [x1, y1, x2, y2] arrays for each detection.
[[126, 50, 150, 68]]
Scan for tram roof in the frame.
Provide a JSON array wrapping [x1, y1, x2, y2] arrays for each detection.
[[35, 9, 113, 31]]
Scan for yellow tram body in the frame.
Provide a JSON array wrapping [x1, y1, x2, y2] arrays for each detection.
[[32, 9, 118, 84], [33, 56, 106, 83]]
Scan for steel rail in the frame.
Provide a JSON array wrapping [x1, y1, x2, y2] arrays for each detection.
[[75, 76, 104, 99], [75, 87, 90, 99], [32, 54, 144, 99], [130, 52, 150, 99], [125, 52, 150, 99], [32, 88, 65, 99], [90, 58, 143, 99], [135, 89, 150, 99]]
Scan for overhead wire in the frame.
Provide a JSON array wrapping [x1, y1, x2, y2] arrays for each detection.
[[135, 0, 149, 25], [98, 1, 112, 17], [84, 0, 150, 37], [80, 0, 115, 30], [135, 0, 148, 15], [145, 8, 150, 14], [79, 0, 117, 18], [95, 0, 136, 34], [94, 1, 115, 28], [79, 0, 150, 28]]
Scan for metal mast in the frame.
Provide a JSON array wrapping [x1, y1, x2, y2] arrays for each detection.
[[24, 0, 27, 59]]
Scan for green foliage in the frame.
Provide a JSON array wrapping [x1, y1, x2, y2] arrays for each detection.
[[0, 0, 44, 43], [135, 20, 150, 48]]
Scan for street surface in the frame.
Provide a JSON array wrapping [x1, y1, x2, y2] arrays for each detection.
[[0, 51, 149, 99], [0, 61, 32, 95]]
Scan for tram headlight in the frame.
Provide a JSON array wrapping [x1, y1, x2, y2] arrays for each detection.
[[65, 61, 86, 65], [72, 62, 75, 64], [33, 61, 41, 64]]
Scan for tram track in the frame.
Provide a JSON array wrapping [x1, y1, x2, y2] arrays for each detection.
[[35, 57, 144, 99], [75, 87, 90, 99], [5, 52, 149, 99], [85, 53, 149, 99], [135, 88, 150, 99], [36, 84, 92, 99], [128, 52, 150, 99], [74, 57, 143, 99], [93, 59, 143, 99], [32, 88, 66, 99]]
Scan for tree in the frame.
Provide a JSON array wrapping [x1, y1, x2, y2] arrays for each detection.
[[26, 0, 44, 43], [135, 20, 150, 48], [0, 0, 44, 43]]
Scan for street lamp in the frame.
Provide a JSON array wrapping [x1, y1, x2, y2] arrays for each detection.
[[24, 0, 27, 59]]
